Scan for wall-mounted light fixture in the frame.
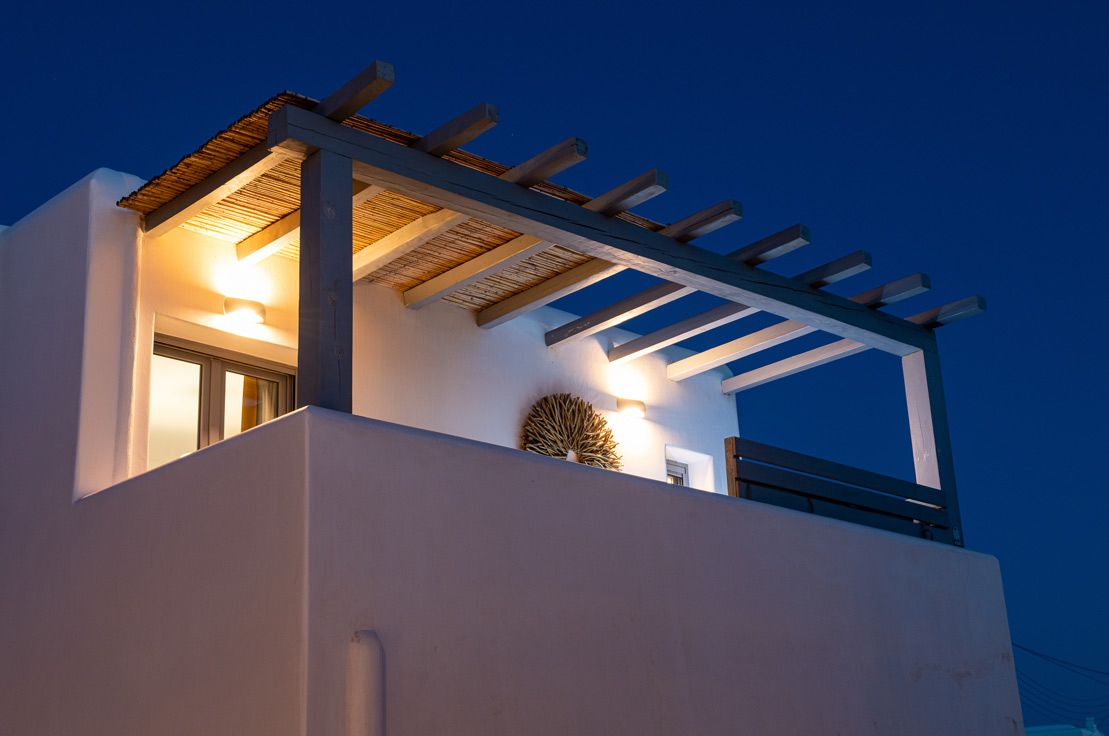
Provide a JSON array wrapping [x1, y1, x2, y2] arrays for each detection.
[[223, 296, 267, 325], [616, 397, 646, 419]]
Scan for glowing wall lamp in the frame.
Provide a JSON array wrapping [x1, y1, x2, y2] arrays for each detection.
[[223, 296, 267, 325], [616, 397, 646, 419]]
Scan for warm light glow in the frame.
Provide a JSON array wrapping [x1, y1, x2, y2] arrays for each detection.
[[607, 362, 649, 402], [616, 397, 646, 419], [148, 354, 201, 469], [214, 261, 272, 303], [223, 297, 266, 324]]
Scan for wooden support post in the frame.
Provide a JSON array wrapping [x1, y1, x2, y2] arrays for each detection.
[[297, 149, 354, 412], [902, 348, 964, 546]]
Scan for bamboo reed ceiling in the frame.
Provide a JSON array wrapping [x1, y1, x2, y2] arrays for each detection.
[[118, 93, 664, 311]]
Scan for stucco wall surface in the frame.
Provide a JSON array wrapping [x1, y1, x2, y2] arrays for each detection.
[[352, 281, 738, 490], [0, 168, 145, 506], [120, 176, 738, 490], [1, 174, 309, 734], [0, 413, 310, 736], [303, 408, 1024, 736]]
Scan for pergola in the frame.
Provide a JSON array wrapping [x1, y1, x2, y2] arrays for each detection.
[[119, 61, 983, 545]]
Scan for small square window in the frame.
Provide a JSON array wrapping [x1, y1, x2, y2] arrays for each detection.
[[666, 459, 689, 486]]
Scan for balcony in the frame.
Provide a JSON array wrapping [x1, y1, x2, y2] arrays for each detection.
[[726, 436, 960, 545], [13, 406, 1018, 735]]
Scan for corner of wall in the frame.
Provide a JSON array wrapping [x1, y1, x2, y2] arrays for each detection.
[[73, 170, 146, 500]]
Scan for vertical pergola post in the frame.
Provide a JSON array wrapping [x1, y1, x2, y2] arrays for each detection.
[[297, 149, 354, 412], [903, 348, 964, 546]]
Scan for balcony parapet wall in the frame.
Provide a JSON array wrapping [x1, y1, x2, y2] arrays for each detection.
[[0, 405, 1023, 735], [301, 408, 1023, 736]]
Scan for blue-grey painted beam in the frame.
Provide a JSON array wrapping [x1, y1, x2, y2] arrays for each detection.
[[267, 105, 936, 355]]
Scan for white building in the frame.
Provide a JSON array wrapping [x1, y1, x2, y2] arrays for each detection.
[[0, 61, 1024, 734]]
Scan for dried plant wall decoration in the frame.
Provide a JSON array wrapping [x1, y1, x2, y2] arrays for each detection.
[[522, 393, 622, 471]]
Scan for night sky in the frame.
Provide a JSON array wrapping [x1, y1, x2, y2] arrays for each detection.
[[3, 0, 1106, 726]]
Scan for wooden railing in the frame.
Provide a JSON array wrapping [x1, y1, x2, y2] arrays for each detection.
[[725, 437, 959, 546]]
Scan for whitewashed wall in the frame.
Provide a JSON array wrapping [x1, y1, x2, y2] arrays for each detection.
[[135, 220, 301, 474], [352, 283, 738, 490], [131, 171, 738, 492], [1, 168, 736, 492]]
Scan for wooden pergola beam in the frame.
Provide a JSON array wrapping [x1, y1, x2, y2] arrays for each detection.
[[720, 339, 869, 394], [351, 136, 588, 282], [851, 272, 931, 308], [238, 182, 384, 264], [475, 260, 618, 329], [237, 206, 302, 265], [316, 60, 396, 121], [669, 320, 820, 381], [719, 295, 985, 394], [351, 209, 465, 281], [402, 170, 670, 309], [238, 102, 498, 264], [607, 249, 871, 365], [412, 103, 498, 156], [268, 106, 935, 354], [728, 223, 811, 265], [666, 251, 880, 380], [544, 224, 810, 348], [146, 61, 395, 239], [670, 270, 932, 381], [402, 233, 548, 308], [144, 145, 295, 238], [502, 138, 588, 186], [906, 295, 986, 328], [665, 200, 744, 241], [474, 199, 741, 329], [586, 169, 668, 216]]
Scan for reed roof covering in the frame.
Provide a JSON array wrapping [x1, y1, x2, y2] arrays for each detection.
[[118, 93, 663, 311]]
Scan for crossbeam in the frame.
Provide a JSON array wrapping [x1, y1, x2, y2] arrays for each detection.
[[238, 103, 498, 264], [608, 250, 876, 365], [475, 260, 618, 328], [316, 60, 395, 121], [402, 170, 671, 309], [145, 61, 394, 238], [351, 136, 586, 281], [351, 209, 465, 280], [545, 224, 810, 347], [666, 252, 882, 380], [474, 199, 742, 328], [412, 103, 498, 156], [719, 295, 985, 393], [144, 145, 296, 238], [502, 138, 588, 186], [237, 182, 384, 264], [268, 106, 935, 354]]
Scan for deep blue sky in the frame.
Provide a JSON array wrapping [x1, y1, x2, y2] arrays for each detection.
[[3, 0, 1106, 725]]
